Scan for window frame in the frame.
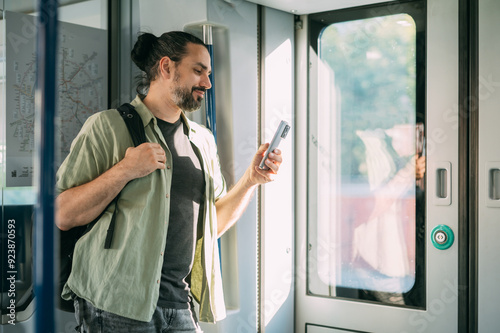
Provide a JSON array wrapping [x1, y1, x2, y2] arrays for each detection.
[[306, 0, 427, 309]]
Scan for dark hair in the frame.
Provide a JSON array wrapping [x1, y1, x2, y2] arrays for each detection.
[[131, 31, 207, 97]]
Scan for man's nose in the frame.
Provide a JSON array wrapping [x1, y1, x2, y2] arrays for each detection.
[[201, 73, 212, 90]]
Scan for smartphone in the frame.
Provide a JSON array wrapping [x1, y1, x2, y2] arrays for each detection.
[[259, 120, 290, 170]]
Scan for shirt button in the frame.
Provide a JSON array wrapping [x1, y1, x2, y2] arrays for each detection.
[[166, 165, 171, 169], [160, 252, 164, 256], [166, 194, 169, 198]]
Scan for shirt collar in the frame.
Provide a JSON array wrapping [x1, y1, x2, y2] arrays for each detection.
[[130, 95, 198, 141], [129, 95, 155, 128], [180, 111, 197, 141]]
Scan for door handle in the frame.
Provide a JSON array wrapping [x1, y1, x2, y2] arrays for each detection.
[[434, 162, 451, 206], [486, 162, 500, 207]]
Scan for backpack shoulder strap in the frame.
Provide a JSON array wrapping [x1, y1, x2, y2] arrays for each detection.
[[104, 103, 148, 249], [116, 103, 148, 147]]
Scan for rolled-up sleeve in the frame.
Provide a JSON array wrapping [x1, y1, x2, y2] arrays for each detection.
[[210, 136, 227, 201]]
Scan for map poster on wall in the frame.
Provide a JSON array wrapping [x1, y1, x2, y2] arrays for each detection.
[[5, 10, 107, 187]]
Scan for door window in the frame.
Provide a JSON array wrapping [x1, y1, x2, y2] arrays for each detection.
[[307, 10, 425, 308]]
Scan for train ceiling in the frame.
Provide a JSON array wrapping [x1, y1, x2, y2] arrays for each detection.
[[242, 0, 394, 15]]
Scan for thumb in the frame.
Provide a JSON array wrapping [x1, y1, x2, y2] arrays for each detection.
[[257, 143, 270, 155]]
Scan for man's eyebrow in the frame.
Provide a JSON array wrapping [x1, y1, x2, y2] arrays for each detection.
[[195, 62, 209, 71]]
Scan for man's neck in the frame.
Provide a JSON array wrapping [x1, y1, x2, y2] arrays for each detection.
[[142, 87, 182, 123]]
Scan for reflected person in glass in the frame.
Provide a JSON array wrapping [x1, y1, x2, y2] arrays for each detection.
[[353, 122, 425, 306]]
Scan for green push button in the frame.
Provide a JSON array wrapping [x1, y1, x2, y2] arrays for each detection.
[[431, 224, 454, 250]]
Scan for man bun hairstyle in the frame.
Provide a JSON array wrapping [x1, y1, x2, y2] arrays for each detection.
[[131, 31, 207, 97], [130, 32, 158, 72]]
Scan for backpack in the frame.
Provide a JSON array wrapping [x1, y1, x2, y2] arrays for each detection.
[[58, 103, 147, 312]]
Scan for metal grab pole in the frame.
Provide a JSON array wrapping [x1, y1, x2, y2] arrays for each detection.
[[203, 25, 217, 142], [35, 0, 58, 332]]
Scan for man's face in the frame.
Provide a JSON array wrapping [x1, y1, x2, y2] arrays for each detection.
[[170, 43, 212, 112]]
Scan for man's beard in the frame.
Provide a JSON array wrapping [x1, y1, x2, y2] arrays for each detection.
[[172, 73, 205, 112]]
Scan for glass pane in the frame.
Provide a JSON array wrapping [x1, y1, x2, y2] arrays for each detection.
[[0, 0, 108, 324], [307, 13, 425, 308]]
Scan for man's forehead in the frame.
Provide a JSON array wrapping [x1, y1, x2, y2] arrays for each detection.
[[184, 43, 211, 67]]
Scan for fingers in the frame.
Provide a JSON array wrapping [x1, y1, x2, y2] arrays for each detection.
[[264, 148, 282, 173], [254, 166, 275, 182], [415, 155, 426, 180], [263, 156, 279, 173], [151, 144, 166, 168], [253, 145, 283, 183], [138, 143, 166, 167], [139, 142, 163, 152], [155, 148, 167, 164], [416, 156, 425, 168], [268, 149, 282, 163], [124, 143, 167, 177]]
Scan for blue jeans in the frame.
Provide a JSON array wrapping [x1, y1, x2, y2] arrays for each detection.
[[74, 297, 203, 332]]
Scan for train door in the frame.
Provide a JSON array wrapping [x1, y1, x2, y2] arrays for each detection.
[[295, 0, 462, 332], [478, 0, 500, 331]]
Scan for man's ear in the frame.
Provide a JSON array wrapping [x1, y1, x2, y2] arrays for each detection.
[[158, 56, 173, 79]]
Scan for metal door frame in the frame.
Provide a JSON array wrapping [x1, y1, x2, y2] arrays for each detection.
[[294, 0, 465, 331]]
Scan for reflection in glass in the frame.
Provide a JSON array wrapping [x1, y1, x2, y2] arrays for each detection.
[[0, 0, 108, 323], [307, 14, 425, 307]]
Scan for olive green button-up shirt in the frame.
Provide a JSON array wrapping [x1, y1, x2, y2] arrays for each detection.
[[56, 96, 227, 323]]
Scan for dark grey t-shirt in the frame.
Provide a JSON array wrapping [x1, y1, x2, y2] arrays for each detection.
[[156, 117, 205, 309]]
